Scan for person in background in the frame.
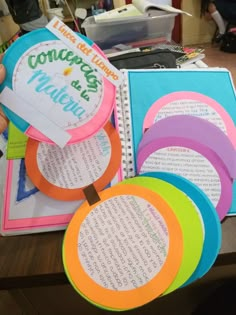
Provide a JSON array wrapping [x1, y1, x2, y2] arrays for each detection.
[[5, 0, 48, 35], [0, 55, 8, 134], [201, 0, 236, 42]]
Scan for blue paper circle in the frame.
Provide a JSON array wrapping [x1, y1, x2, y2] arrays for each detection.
[[141, 171, 222, 285], [0, 29, 93, 133]]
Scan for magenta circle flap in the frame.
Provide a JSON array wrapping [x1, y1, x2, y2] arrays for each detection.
[[137, 137, 233, 221], [143, 91, 236, 147], [139, 115, 236, 179]]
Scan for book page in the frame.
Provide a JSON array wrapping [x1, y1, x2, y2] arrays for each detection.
[[132, 0, 192, 15], [131, 0, 148, 13], [94, 4, 143, 23]]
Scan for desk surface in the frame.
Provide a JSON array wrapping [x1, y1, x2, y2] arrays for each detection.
[[0, 215, 236, 290]]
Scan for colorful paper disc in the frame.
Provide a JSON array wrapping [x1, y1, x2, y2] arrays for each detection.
[[25, 122, 121, 201], [0, 29, 115, 145], [140, 115, 236, 179], [141, 172, 222, 286], [143, 91, 236, 147], [119, 176, 204, 294], [63, 184, 183, 310], [137, 116, 234, 220]]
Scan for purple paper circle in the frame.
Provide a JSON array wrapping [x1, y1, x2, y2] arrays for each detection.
[[137, 137, 233, 221], [139, 115, 236, 179]]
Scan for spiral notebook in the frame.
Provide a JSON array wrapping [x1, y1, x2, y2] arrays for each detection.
[[114, 68, 236, 215]]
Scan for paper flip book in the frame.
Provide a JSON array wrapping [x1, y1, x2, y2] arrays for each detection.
[[114, 68, 236, 216], [61, 66, 226, 311], [0, 22, 227, 309], [0, 17, 231, 311]]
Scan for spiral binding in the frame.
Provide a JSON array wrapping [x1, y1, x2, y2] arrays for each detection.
[[115, 70, 135, 179]]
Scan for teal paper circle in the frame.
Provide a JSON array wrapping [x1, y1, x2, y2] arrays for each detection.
[[142, 172, 222, 286], [0, 29, 93, 133]]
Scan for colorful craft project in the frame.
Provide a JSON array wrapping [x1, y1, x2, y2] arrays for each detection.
[[0, 28, 116, 146], [141, 172, 222, 286], [25, 122, 121, 201], [0, 26, 230, 311], [119, 176, 204, 294], [114, 68, 236, 216], [63, 184, 183, 310], [137, 115, 234, 221], [143, 91, 236, 147]]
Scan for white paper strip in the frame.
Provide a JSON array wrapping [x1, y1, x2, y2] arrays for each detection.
[[0, 87, 71, 148], [46, 17, 123, 87]]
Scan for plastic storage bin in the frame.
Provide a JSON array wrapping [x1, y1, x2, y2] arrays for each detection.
[[81, 12, 177, 50]]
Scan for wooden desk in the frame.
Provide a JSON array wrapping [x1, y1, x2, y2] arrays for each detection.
[[0, 230, 67, 290], [0, 215, 236, 291]]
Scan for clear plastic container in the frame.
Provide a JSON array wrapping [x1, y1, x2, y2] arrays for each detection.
[[81, 12, 177, 49]]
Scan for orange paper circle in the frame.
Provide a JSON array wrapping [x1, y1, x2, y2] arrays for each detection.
[[63, 184, 183, 310], [25, 122, 121, 201]]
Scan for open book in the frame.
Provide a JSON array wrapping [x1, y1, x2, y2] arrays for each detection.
[[94, 0, 191, 23]]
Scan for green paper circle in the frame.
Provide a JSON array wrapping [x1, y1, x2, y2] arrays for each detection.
[[119, 176, 204, 294]]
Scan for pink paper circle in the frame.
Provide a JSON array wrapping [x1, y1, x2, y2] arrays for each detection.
[[143, 91, 236, 148]]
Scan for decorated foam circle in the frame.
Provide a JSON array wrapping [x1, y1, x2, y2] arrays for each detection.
[[63, 184, 183, 310], [141, 172, 221, 286], [143, 91, 236, 147], [119, 176, 204, 294], [25, 122, 121, 201], [0, 29, 115, 144]]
